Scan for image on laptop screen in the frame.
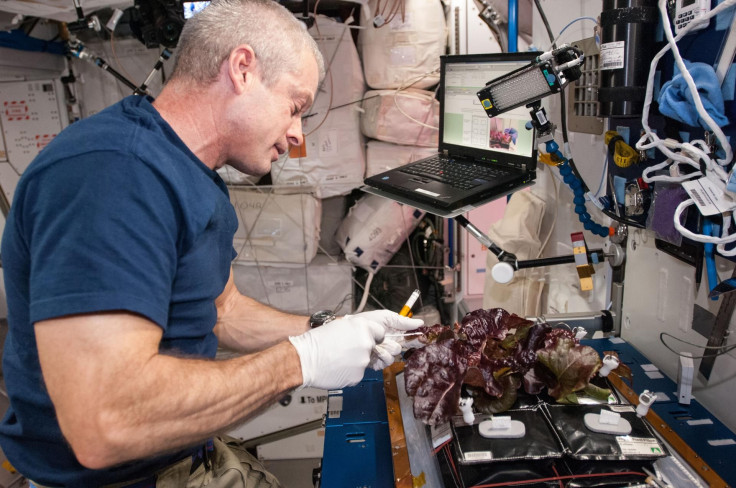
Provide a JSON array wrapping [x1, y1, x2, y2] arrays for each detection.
[[441, 57, 536, 160]]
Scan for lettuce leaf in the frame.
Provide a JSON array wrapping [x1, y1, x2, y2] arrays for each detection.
[[404, 339, 471, 425], [404, 308, 606, 424], [469, 375, 521, 414], [536, 337, 602, 401]]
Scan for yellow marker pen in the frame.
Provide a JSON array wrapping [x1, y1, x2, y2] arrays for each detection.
[[399, 289, 420, 317]]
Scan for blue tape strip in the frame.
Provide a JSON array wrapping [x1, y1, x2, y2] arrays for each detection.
[[722, 64, 736, 101], [716, 0, 736, 31]]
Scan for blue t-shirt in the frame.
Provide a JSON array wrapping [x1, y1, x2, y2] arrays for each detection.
[[0, 95, 238, 486]]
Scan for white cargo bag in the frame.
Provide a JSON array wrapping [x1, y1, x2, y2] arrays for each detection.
[[360, 88, 439, 147], [271, 17, 365, 198], [232, 255, 353, 315], [365, 140, 438, 177], [482, 191, 546, 317], [358, 0, 446, 89], [318, 195, 348, 256], [335, 194, 425, 273], [230, 187, 321, 265], [216, 166, 260, 185]]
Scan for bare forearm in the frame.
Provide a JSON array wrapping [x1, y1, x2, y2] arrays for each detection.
[[214, 279, 310, 352], [62, 341, 303, 468]]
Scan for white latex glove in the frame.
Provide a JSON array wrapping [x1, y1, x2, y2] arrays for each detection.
[[347, 310, 424, 333], [368, 341, 402, 370], [288, 316, 384, 390], [348, 310, 424, 370]]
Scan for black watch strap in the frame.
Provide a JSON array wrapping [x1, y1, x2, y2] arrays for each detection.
[[308, 309, 336, 328]]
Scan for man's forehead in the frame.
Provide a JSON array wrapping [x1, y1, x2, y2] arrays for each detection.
[[293, 59, 319, 102]]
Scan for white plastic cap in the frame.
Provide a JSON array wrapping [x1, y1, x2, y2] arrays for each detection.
[[636, 390, 656, 417], [599, 354, 620, 377], [491, 262, 515, 284], [459, 397, 474, 425]]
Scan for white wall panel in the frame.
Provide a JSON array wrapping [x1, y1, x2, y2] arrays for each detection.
[[621, 230, 736, 433]]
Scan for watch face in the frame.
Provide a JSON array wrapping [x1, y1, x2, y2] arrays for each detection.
[[309, 310, 335, 328]]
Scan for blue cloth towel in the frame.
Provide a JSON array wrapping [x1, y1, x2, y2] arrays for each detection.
[[657, 60, 729, 128]]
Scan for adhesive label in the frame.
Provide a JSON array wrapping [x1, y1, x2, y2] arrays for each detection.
[[609, 405, 636, 413], [327, 395, 343, 419], [687, 419, 714, 426], [463, 451, 493, 461], [600, 41, 625, 70], [708, 438, 736, 446], [616, 436, 664, 456], [682, 177, 736, 216]]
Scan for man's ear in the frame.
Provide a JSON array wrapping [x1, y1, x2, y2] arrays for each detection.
[[227, 44, 257, 94]]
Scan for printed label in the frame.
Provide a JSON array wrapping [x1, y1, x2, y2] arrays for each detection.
[[464, 451, 493, 461], [609, 405, 636, 413], [600, 41, 625, 70], [616, 436, 664, 456], [327, 395, 343, 419], [682, 177, 736, 216]]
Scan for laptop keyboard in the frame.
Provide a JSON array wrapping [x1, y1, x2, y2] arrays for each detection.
[[400, 156, 511, 190]]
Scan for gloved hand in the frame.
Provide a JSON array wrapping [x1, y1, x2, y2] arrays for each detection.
[[369, 340, 402, 371], [288, 316, 384, 390], [346, 310, 424, 370], [346, 310, 424, 332]]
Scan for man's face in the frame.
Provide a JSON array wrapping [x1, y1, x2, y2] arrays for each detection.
[[226, 54, 319, 176]]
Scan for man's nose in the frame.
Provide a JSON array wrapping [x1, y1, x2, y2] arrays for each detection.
[[286, 117, 304, 147]]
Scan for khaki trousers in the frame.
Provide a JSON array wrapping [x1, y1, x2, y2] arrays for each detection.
[[31, 436, 282, 488]]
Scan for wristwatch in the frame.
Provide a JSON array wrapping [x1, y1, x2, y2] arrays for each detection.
[[308, 309, 336, 328]]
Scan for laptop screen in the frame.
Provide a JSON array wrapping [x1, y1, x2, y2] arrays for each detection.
[[440, 52, 539, 166]]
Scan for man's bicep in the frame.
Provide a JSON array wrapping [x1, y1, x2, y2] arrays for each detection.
[[26, 156, 178, 328]]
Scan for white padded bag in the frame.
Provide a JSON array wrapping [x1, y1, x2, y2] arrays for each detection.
[[232, 255, 353, 315], [230, 187, 321, 266], [358, 0, 446, 89], [360, 88, 439, 147], [216, 166, 260, 185], [336, 194, 425, 273], [365, 140, 437, 177], [482, 190, 546, 317], [271, 17, 365, 198]]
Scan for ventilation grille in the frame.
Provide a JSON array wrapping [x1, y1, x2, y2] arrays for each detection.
[[567, 37, 604, 134]]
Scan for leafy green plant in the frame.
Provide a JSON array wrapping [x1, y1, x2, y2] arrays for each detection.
[[404, 308, 606, 425]]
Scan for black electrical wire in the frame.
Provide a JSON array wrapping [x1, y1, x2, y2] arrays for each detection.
[[534, 0, 556, 48], [660, 332, 736, 359]]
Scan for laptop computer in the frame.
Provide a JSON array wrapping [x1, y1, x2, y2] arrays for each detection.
[[363, 51, 540, 217]]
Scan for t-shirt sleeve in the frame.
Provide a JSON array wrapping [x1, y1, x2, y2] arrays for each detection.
[[22, 152, 179, 329]]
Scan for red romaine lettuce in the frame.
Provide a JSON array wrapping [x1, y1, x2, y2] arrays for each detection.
[[460, 308, 521, 346], [535, 337, 602, 401], [404, 339, 472, 425], [404, 308, 610, 424]]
